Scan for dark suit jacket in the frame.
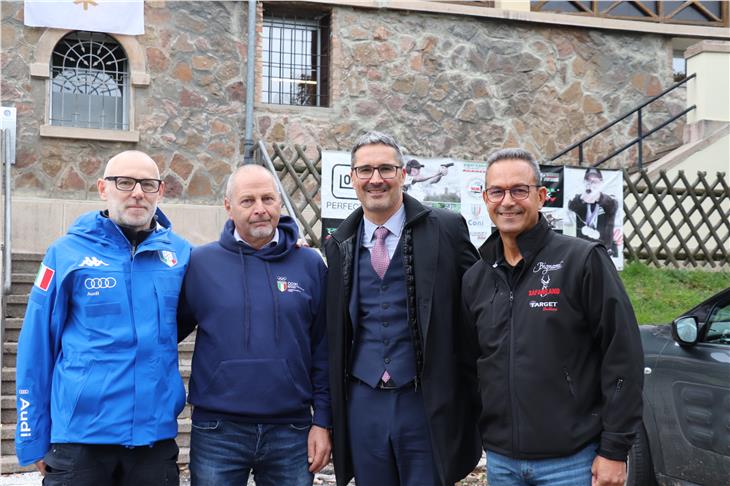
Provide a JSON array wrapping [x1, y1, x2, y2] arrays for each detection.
[[324, 194, 482, 486]]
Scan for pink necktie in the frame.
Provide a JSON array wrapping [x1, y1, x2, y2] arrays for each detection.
[[371, 226, 390, 280], [372, 226, 392, 384]]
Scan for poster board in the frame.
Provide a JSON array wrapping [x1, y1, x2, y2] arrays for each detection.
[[321, 151, 624, 269]]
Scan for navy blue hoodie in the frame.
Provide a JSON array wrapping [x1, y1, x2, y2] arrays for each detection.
[[178, 216, 331, 427]]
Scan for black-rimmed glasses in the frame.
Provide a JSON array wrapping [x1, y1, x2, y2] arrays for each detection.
[[352, 164, 402, 180], [484, 184, 540, 203], [105, 176, 162, 193]]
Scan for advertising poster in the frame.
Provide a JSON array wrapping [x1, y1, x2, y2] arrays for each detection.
[[539, 164, 565, 233], [460, 162, 490, 248], [563, 166, 624, 269]]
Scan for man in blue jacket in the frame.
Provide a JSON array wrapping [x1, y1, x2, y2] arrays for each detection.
[[178, 164, 331, 485], [15, 150, 191, 485]]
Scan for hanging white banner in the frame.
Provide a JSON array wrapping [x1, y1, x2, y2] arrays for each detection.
[[24, 0, 144, 36]]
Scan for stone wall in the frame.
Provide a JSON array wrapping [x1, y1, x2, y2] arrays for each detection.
[[257, 6, 684, 167], [1, 1, 248, 204], [1, 1, 683, 204]]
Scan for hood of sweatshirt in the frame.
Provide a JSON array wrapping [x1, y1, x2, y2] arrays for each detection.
[[216, 215, 300, 348]]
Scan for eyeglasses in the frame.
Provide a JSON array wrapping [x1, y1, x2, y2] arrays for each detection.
[[352, 164, 402, 180], [484, 184, 540, 203], [105, 176, 162, 193]]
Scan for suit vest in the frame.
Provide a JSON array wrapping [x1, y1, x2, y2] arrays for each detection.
[[350, 240, 417, 387]]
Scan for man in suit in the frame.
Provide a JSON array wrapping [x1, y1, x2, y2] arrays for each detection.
[[324, 131, 481, 486]]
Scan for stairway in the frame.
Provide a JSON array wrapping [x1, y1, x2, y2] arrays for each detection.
[[1, 253, 194, 474]]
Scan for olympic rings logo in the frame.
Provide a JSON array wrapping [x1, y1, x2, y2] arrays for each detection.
[[84, 277, 117, 290]]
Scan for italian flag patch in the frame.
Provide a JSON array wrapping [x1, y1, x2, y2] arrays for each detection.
[[34, 263, 55, 292]]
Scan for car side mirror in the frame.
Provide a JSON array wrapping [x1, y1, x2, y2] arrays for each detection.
[[672, 316, 699, 346]]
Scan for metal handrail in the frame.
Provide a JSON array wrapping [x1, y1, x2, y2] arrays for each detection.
[[593, 105, 696, 167], [2, 128, 11, 295], [550, 73, 697, 168], [254, 140, 303, 234]]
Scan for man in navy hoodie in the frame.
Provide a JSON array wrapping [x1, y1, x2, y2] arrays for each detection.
[[178, 164, 331, 485]]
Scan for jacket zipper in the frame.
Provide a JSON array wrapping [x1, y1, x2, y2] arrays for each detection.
[[493, 263, 519, 454], [497, 260, 530, 455], [507, 288, 518, 453]]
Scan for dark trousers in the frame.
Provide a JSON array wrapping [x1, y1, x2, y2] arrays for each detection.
[[347, 380, 438, 486], [41, 439, 179, 486]]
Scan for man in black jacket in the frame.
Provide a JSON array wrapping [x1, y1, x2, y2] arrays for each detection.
[[324, 131, 481, 486], [462, 148, 643, 486]]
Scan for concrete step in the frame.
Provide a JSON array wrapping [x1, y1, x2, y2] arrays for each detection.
[[2, 378, 14, 395], [1, 396, 17, 424], [2, 423, 18, 456], [10, 253, 44, 274], [3, 344, 16, 367], [0, 454, 36, 474], [2, 367, 15, 382], [3, 317, 23, 330], [8, 273, 35, 297], [3, 317, 23, 342], [4, 294, 28, 319]]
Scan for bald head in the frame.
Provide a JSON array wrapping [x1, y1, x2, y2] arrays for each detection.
[[225, 164, 280, 199], [98, 150, 164, 232], [104, 151, 160, 179]]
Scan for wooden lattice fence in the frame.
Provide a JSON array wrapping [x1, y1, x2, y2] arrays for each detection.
[[624, 169, 729, 268], [256, 143, 323, 246], [257, 144, 729, 269]]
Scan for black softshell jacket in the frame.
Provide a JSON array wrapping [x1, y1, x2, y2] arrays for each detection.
[[462, 216, 643, 461]]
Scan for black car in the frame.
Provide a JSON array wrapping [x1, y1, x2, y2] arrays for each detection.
[[628, 287, 730, 486]]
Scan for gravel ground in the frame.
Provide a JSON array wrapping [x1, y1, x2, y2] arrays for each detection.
[[1, 456, 487, 485]]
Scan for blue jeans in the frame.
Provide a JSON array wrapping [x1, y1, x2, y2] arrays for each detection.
[[486, 442, 598, 486], [189, 420, 313, 486]]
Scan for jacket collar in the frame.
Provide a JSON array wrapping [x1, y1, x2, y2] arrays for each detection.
[[479, 214, 553, 266], [331, 193, 431, 244]]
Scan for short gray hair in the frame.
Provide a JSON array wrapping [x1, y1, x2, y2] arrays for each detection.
[[225, 164, 281, 199], [485, 148, 542, 185], [350, 131, 405, 167]]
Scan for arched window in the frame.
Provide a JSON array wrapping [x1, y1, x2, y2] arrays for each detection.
[[50, 31, 128, 130]]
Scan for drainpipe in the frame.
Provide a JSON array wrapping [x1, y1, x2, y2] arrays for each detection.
[[243, 0, 257, 165]]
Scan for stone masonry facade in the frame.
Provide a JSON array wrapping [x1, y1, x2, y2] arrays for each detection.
[[1, 1, 683, 203]]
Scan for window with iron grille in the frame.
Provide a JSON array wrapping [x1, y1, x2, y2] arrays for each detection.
[[262, 7, 330, 107], [50, 31, 129, 130]]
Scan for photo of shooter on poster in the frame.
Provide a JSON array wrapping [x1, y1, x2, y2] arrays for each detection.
[[403, 158, 461, 212], [564, 166, 624, 269]]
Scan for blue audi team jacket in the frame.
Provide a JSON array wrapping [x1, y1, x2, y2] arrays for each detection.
[[15, 209, 191, 466]]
